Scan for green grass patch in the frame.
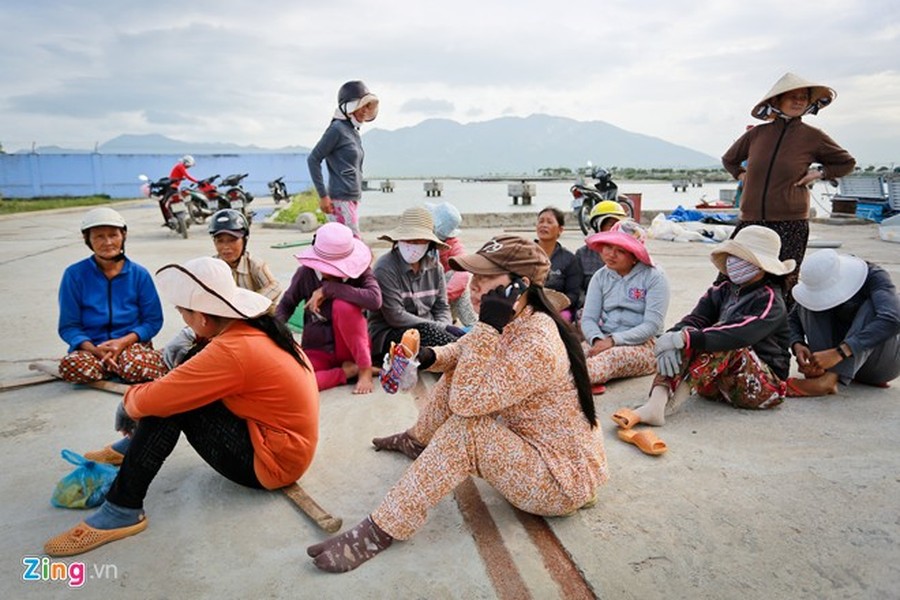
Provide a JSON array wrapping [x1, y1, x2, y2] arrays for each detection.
[[272, 189, 327, 225], [0, 195, 124, 215]]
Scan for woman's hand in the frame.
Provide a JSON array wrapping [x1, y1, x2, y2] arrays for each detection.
[[795, 169, 823, 187], [307, 288, 326, 317], [319, 195, 333, 214], [96, 334, 138, 369], [811, 348, 844, 371], [587, 337, 614, 357], [478, 285, 521, 332], [793, 343, 825, 377]]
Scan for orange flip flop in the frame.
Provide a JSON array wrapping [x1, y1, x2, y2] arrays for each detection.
[[591, 384, 607, 395], [44, 516, 148, 557], [617, 428, 668, 456], [610, 407, 641, 429]]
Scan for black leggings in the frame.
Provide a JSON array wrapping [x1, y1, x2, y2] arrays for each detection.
[[106, 401, 262, 509]]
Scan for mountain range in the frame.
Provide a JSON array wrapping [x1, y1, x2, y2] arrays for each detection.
[[23, 114, 720, 176]]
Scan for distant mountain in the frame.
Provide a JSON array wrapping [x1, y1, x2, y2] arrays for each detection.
[[21, 134, 309, 155], [362, 114, 719, 177]]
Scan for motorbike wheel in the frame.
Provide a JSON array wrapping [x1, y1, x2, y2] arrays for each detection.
[[188, 201, 206, 225], [577, 199, 595, 236], [616, 195, 636, 220], [176, 213, 189, 239]]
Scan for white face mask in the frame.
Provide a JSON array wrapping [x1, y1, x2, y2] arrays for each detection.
[[726, 255, 762, 285], [398, 241, 429, 264], [313, 269, 323, 281]]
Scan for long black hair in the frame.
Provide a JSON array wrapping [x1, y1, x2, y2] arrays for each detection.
[[523, 285, 596, 427], [245, 313, 311, 371]]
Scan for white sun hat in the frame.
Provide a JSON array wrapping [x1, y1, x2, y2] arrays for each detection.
[[792, 249, 868, 311], [156, 257, 271, 319]]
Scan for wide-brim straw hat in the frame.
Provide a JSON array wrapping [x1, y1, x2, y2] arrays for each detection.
[[710, 225, 796, 276], [751, 72, 836, 120], [295, 222, 372, 279], [792, 249, 868, 311], [378, 206, 448, 249], [156, 257, 271, 319]]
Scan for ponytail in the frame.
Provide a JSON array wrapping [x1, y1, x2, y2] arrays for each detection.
[[524, 286, 596, 427]]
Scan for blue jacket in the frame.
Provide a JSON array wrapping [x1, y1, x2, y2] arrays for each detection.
[[58, 256, 164, 353]]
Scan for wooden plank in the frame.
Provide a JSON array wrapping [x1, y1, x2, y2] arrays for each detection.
[[0, 373, 58, 393], [28, 362, 130, 395], [282, 482, 342, 533]]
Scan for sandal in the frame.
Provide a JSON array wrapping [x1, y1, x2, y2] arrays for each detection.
[[784, 377, 813, 397], [610, 407, 641, 429], [83, 445, 125, 466], [617, 428, 668, 456], [44, 516, 147, 557]]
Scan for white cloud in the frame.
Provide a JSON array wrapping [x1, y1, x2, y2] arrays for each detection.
[[1, 0, 898, 165]]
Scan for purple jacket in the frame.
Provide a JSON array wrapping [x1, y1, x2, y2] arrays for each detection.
[[276, 266, 382, 353]]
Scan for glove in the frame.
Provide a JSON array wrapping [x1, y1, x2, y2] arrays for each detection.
[[445, 325, 466, 338], [656, 348, 683, 378], [115, 401, 137, 436], [417, 347, 436, 370], [478, 282, 525, 332], [655, 330, 686, 355]]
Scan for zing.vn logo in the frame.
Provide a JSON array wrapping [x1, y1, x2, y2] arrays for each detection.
[[22, 556, 118, 588]]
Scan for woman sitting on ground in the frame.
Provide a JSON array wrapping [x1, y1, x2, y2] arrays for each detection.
[[276, 222, 382, 394], [612, 226, 793, 435], [428, 201, 477, 327], [574, 201, 628, 297], [307, 235, 607, 573], [368, 207, 464, 366], [57, 207, 166, 384], [786, 249, 900, 396], [45, 257, 319, 557], [580, 221, 669, 392], [535, 206, 583, 321]]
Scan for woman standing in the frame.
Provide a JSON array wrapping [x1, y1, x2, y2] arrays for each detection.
[[57, 208, 166, 384], [45, 257, 319, 556], [308, 235, 606, 572], [307, 80, 379, 238], [721, 72, 856, 300], [581, 221, 669, 390], [535, 207, 583, 320]]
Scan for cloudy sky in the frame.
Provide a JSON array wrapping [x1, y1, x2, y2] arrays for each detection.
[[2, 0, 898, 166]]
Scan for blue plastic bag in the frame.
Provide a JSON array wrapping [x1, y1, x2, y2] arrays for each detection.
[[51, 449, 119, 509]]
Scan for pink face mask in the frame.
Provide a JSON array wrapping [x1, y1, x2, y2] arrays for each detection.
[[726, 255, 762, 285]]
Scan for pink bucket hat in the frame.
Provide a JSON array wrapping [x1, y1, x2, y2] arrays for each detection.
[[586, 220, 653, 266], [295, 222, 372, 279]]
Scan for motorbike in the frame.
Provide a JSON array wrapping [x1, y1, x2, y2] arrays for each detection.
[[268, 176, 289, 204], [220, 173, 254, 222], [182, 174, 224, 224], [570, 164, 635, 235], [139, 174, 190, 239]]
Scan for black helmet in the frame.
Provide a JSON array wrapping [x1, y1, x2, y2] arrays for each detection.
[[208, 209, 249, 238], [338, 80, 371, 105]]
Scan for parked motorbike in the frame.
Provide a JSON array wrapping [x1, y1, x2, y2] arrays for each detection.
[[570, 164, 635, 235], [268, 176, 289, 204], [220, 173, 254, 222], [139, 174, 190, 239], [183, 174, 224, 224]]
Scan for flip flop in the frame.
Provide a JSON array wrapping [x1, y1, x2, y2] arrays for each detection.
[[591, 383, 607, 395], [618, 428, 667, 456], [610, 407, 641, 429], [44, 516, 148, 557], [784, 377, 813, 398]]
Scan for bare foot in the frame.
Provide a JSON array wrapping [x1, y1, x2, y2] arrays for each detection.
[[341, 361, 359, 381], [353, 367, 375, 395]]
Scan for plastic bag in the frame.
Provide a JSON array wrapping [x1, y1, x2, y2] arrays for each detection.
[[51, 449, 119, 509], [380, 330, 422, 394]]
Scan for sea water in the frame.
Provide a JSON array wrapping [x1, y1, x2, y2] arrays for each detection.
[[356, 178, 837, 217]]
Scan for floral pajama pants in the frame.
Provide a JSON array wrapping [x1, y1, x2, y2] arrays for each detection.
[[58, 342, 167, 384], [327, 199, 360, 238], [584, 339, 656, 384], [654, 347, 785, 410], [371, 373, 591, 540]]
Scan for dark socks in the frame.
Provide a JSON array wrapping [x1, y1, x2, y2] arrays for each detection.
[[307, 516, 394, 573], [372, 431, 425, 460]]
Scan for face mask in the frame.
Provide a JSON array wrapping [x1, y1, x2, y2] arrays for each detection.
[[313, 269, 323, 281], [726, 255, 762, 285], [398, 241, 429, 264]]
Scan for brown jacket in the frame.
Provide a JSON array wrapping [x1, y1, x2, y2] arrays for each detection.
[[722, 118, 855, 221]]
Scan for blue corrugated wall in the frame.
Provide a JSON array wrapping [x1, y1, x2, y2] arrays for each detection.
[[0, 153, 312, 199]]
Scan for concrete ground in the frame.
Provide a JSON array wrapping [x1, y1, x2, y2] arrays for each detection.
[[0, 197, 898, 599]]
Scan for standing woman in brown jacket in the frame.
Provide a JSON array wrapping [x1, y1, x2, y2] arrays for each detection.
[[721, 72, 856, 302]]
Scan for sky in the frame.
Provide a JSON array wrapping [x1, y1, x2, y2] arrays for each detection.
[[2, 0, 898, 167]]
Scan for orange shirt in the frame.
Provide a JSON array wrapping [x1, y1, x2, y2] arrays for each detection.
[[124, 321, 319, 489]]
